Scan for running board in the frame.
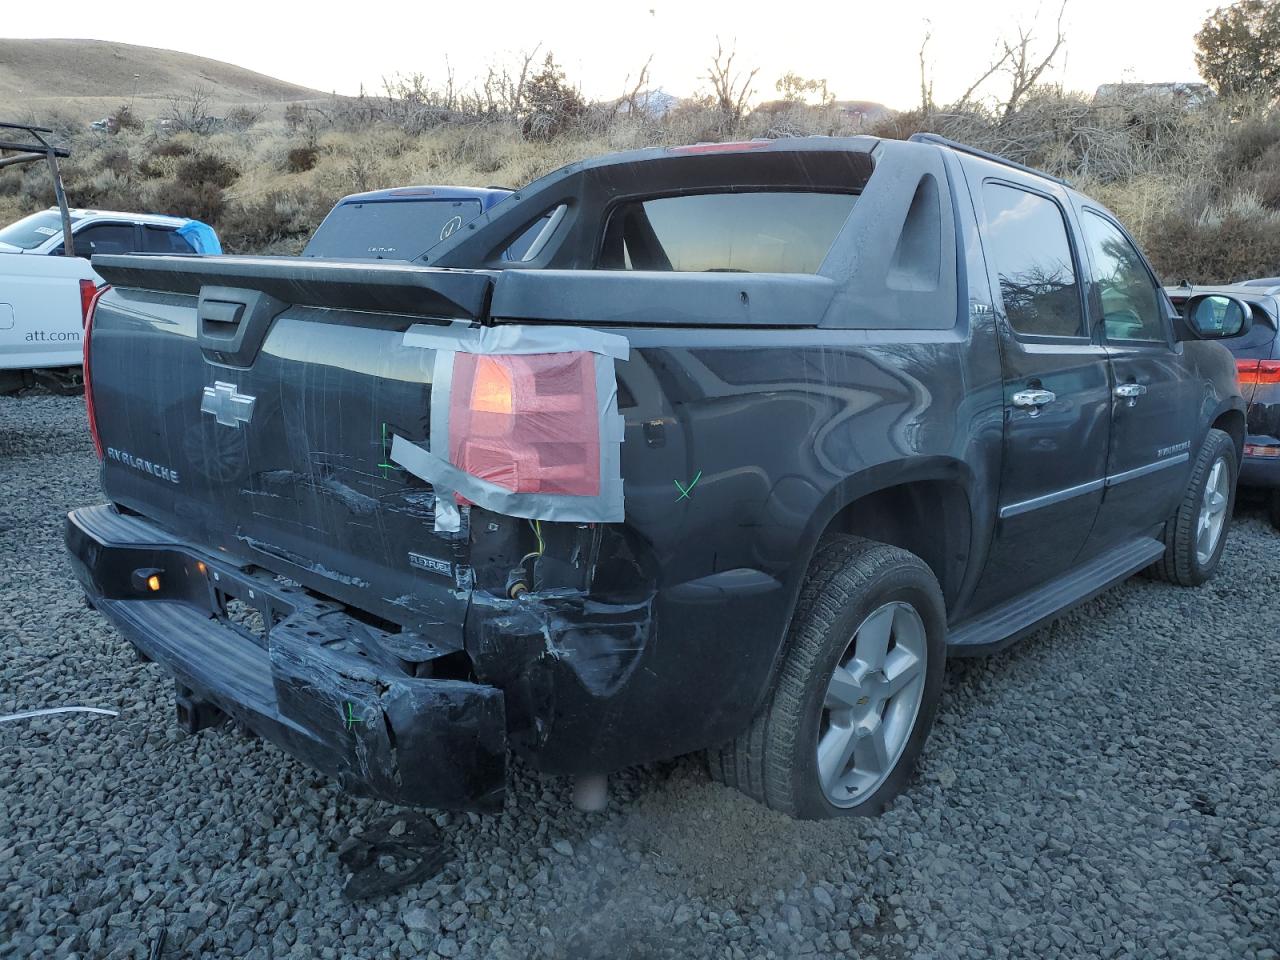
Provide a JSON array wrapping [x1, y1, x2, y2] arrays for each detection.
[[946, 537, 1165, 657]]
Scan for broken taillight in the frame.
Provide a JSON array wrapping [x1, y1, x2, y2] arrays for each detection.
[[83, 284, 110, 460], [449, 352, 599, 496], [1236, 359, 1280, 385]]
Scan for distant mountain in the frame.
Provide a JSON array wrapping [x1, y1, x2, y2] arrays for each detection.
[[0, 38, 331, 120]]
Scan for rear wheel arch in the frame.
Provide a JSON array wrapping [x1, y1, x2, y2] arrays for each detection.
[[796, 460, 978, 614]]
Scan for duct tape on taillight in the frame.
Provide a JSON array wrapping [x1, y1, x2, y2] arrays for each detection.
[[391, 322, 629, 532]]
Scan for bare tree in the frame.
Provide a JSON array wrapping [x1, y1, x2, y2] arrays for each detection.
[[614, 55, 655, 119], [998, 0, 1068, 118], [706, 39, 759, 123], [166, 87, 217, 134], [918, 28, 937, 115], [943, 0, 1069, 117]]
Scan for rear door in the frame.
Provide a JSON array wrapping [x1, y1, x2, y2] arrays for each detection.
[[69, 221, 141, 259], [1077, 208, 1198, 542], [969, 177, 1112, 609]]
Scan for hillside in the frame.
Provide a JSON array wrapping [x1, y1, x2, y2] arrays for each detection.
[[0, 39, 331, 120]]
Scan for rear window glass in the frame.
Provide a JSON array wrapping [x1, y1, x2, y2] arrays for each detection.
[[0, 210, 82, 250], [303, 198, 483, 260], [599, 191, 856, 273]]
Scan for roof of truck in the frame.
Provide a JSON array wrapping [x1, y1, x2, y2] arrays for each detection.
[[52, 207, 193, 227]]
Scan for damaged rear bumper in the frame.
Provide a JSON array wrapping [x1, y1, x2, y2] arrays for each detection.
[[65, 504, 507, 812]]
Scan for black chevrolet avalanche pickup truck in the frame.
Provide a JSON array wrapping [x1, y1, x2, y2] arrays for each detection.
[[67, 134, 1251, 820]]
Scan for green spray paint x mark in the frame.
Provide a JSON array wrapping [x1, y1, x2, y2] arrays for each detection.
[[377, 422, 399, 478], [674, 470, 702, 502], [343, 702, 365, 731]]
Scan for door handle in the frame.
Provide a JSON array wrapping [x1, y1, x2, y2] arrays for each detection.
[[1011, 389, 1057, 414], [1114, 382, 1148, 406]]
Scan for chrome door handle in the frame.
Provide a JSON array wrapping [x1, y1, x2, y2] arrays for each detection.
[[1115, 382, 1148, 406], [1011, 389, 1057, 412]]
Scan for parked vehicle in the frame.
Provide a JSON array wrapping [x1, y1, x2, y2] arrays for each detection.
[[0, 205, 220, 393], [66, 134, 1249, 820], [303, 185, 513, 261], [1167, 280, 1280, 526]]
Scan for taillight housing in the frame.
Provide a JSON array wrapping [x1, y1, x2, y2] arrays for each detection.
[[1236, 359, 1280, 385], [83, 284, 110, 460], [78, 279, 97, 327], [448, 351, 599, 497]]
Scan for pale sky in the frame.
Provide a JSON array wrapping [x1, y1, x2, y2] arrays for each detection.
[[5, 0, 1219, 110]]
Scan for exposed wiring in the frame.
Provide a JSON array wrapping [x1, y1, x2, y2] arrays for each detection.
[[519, 519, 546, 566], [0, 706, 119, 724]]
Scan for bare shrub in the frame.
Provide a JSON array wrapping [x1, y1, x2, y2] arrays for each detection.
[[286, 145, 320, 173], [521, 53, 586, 141], [176, 153, 239, 190], [111, 104, 144, 134], [1143, 211, 1280, 283], [144, 178, 225, 223], [166, 87, 218, 135], [216, 190, 332, 252], [705, 39, 758, 126], [225, 105, 266, 132]]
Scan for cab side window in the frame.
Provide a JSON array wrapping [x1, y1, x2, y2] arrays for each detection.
[[1080, 211, 1166, 343], [73, 223, 137, 258], [981, 183, 1086, 339], [143, 226, 196, 254]]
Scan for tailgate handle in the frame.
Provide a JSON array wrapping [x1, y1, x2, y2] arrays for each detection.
[[199, 299, 245, 337], [197, 285, 289, 367]]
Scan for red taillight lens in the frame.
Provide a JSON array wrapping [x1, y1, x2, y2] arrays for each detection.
[[78, 279, 97, 327], [83, 284, 110, 460], [449, 352, 599, 497], [1236, 359, 1280, 385]]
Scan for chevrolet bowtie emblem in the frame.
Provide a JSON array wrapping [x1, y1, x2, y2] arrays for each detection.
[[201, 381, 256, 427]]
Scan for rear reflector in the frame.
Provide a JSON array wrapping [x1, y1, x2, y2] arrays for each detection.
[[1244, 443, 1280, 458], [449, 351, 599, 496], [83, 284, 110, 460], [1236, 359, 1280, 385]]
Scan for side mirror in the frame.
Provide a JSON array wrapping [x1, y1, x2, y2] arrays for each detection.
[[1179, 293, 1253, 340]]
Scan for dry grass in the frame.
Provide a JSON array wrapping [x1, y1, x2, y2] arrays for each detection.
[[0, 39, 329, 122], [2, 86, 1278, 282]]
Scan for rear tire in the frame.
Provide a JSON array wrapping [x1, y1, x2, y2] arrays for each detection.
[[708, 536, 946, 819], [1149, 428, 1236, 586]]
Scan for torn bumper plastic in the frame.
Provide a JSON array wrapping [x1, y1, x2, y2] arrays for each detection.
[[65, 504, 507, 812]]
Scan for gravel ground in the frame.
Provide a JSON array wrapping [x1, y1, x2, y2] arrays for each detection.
[[1, 391, 1277, 960]]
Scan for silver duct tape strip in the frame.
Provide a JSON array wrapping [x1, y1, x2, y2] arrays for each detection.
[[403, 321, 630, 361], [391, 435, 625, 524], [403, 323, 628, 528]]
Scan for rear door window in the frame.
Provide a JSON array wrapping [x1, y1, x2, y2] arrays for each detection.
[[598, 191, 857, 273], [303, 199, 483, 260], [981, 182, 1086, 339], [142, 226, 196, 254], [73, 223, 139, 258]]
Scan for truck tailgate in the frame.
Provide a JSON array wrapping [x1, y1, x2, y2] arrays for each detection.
[[88, 257, 497, 642]]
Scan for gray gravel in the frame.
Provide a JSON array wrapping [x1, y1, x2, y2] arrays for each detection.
[[2, 391, 1278, 960]]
